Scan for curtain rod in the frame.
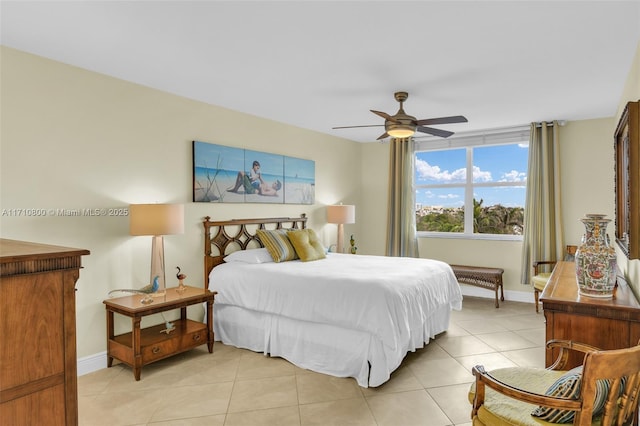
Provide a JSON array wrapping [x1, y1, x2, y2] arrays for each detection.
[[534, 120, 566, 128]]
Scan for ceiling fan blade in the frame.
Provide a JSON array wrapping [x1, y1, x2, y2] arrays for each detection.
[[376, 132, 390, 140], [415, 115, 468, 126], [416, 126, 454, 138], [332, 124, 384, 129], [370, 110, 393, 120]]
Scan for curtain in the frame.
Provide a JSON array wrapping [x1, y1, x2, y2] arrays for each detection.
[[386, 137, 418, 257], [520, 121, 564, 284]]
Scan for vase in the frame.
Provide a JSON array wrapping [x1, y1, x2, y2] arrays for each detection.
[[574, 214, 617, 298]]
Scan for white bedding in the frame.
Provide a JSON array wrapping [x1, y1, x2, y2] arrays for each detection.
[[209, 253, 462, 386]]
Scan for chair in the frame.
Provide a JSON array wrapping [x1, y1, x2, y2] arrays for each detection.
[[533, 245, 577, 313], [469, 339, 640, 426]]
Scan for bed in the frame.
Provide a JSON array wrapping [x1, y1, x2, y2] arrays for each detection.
[[203, 215, 463, 387]]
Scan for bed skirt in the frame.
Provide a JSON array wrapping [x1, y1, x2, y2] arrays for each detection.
[[212, 303, 454, 387]]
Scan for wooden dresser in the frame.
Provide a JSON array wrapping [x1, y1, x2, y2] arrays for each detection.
[[540, 261, 640, 369], [0, 239, 89, 426]]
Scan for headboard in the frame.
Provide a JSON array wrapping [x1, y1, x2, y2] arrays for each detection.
[[203, 214, 308, 289]]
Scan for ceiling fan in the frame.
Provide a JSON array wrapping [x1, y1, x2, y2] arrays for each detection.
[[333, 91, 468, 140]]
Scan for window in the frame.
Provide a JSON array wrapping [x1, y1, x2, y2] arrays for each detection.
[[414, 127, 530, 238]]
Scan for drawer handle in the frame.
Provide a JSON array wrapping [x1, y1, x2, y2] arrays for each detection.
[[193, 334, 201, 341], [152, 346, 161, 354]]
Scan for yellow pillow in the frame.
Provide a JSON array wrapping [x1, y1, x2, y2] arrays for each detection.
[[287, 229, 326, 262], [256, 229, 298, 263]]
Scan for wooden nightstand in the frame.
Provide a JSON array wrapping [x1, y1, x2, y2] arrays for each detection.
[[103, 286, 216, 380]]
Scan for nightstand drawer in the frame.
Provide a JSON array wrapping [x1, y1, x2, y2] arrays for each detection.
[[142, 338, 181, 363], [181, 328, 207, 348]]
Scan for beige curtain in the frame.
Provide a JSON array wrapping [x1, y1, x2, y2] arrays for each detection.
[[386, 137, 418, 257], [520, 121, 564, 284]]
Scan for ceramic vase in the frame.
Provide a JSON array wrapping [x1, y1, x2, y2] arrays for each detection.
[[574, 214, 617, 298]]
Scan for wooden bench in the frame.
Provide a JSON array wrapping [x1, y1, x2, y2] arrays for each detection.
[[450, 264, 505, 308]]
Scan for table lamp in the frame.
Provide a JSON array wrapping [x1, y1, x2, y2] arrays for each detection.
[[129, 203, 184, 296], [327, 204, 355, 254]]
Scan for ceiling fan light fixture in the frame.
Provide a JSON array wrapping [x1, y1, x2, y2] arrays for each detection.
[[386, 123, 416, 138]]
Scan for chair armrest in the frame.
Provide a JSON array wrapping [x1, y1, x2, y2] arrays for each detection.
[[533, 260, 557, 275], [471, 365, 582, 418], [546, 339, 601, 370]]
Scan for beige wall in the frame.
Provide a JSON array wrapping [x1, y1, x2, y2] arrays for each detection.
[[0, 47, 362, 358], [559, 117, 616, 246]]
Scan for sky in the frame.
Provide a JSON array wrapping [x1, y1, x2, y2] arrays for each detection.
[[415, 143, 529, 209]]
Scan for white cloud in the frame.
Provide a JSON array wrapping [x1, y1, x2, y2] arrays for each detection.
[[472, 166, 492, 182], [499, 170, 527, 182], [416, 158, 466, 182]]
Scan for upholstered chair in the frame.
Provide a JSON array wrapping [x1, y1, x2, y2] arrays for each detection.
[[533, 245, 577, 313], [469, 339, 640, 425]]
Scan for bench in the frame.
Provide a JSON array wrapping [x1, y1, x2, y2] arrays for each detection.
[[450, 264, 505, 308]]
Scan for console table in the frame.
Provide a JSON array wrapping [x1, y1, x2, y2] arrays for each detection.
[[540, 261, 640, 369]]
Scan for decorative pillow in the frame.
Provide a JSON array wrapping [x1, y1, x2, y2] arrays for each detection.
[[531, 366, 582, 423], [287, 229, 326, 262], [224, 248, 273, 264], [256, 229, 298, 263], [531, 365, 623, 423]]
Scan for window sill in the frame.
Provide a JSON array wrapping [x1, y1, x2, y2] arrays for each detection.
[[417, 232, 523, 242]]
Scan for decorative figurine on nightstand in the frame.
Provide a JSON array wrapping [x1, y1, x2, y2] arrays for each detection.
[[159, 312, 175, 334], [108, 275, 160, 304], [349, 235, 357, 254], [175, 266, 187, 294]]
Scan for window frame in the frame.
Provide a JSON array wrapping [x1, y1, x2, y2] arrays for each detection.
[[414, 126, 530, 241]]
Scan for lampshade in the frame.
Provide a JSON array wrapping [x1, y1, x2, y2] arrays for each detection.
[[130, 204, 185, 236], [327, 204, 355, 224]]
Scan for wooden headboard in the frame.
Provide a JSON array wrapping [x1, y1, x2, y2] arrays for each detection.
[[203, 214, 308, 289]]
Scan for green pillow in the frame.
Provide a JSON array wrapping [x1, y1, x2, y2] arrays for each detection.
[[287, 229, 326, 262]]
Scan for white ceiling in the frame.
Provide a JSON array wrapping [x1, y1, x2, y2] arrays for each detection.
[[2, 1, 639, 142]]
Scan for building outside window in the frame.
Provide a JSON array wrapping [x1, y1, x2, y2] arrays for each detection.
[[414, 127, 530, 239]]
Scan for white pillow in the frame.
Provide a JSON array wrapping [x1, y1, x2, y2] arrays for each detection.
[[223, 248, 274, 264]]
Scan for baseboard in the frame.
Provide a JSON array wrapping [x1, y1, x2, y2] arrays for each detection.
[[77, 351, 107, 376], [459, 284, 534, 304]]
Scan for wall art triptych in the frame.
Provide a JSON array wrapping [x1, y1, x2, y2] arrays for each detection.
[[192, 140, 315, 205]]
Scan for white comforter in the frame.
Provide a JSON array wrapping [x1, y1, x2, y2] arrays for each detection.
[[209, 253, 462, 386]]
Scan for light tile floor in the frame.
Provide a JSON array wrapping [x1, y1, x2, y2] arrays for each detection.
[[78, 297, 546, 425]]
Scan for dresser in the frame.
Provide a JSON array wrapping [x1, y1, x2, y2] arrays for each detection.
[[540, 260, 640, 369], [0, 239, 90, 426]]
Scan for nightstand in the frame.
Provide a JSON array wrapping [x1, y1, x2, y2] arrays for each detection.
[[103, 285, 216, 380]]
